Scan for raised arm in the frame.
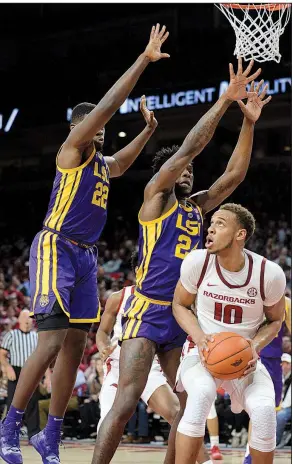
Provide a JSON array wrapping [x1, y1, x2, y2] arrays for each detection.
[[191, 80, 272, 215], [96, 290, 122, 362], [144, 57, 261, 200], [59, 24, 169, 167], [105, 96, 158, 178]]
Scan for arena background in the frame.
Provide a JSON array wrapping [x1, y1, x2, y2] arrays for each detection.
[[0, 2, 291, 461]]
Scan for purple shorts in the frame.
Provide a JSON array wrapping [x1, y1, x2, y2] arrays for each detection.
[[260, 356, 283, 407], [121, 291, 186, 353], [29, 230, 100, 323]]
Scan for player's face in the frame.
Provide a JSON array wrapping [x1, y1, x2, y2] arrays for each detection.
[[93, 127, 105, 151], [205, 210, 246, 254], [175, 164, 194, 197]]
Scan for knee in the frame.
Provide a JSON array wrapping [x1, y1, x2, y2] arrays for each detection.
[[249, 402, 276, 452], [112, 388, 141, 423], [178, 380, 216, 438]]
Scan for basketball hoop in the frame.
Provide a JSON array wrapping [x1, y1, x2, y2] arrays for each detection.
[[215, 3, 291, 63]]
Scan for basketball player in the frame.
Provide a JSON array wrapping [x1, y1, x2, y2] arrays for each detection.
[[0, 24, 170, 464], [92, 58, 265, 464], [243, 295, 291, 464], [173, 203, 286, 464], [96, 251, 180, 433]]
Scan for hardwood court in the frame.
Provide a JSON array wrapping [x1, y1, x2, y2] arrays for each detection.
[[21, 441, 291, 463]]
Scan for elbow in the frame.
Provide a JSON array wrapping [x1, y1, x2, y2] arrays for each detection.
[[172, 301, 179, 322]]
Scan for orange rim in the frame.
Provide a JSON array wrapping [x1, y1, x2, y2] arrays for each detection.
[[222, 3, 291, 11]]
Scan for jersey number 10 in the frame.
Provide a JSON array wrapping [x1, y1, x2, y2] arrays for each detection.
[[214, 302, 243, 324]]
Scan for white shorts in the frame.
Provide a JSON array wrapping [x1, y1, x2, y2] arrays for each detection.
[[176, 354, 275, 414], [99, 356, 167, 423]]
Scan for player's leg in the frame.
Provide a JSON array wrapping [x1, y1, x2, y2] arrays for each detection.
[[147, 384, 180, 425], [47, 326, 88, 417], [242, 362, 276, 464], [97, 364, 119, 433], [158, 348, 211, 464], [91, 337, 156, 464], [243, 357, 283, 464], [174, 356, 217, 464], [207, 400, 223, 460], [140, 356, 179, 425]]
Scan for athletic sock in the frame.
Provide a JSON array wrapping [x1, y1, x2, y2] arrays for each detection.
[[45, 414, 64, 433], [245, 442, 250, 457], [210, 435, 219, 447], [5, 405, 24, 426]]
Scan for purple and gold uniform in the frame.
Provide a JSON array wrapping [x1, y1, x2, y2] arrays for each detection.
[[122, 200, 203, 351], [30, 148, 109, 323], [260, 297, 290, 407]]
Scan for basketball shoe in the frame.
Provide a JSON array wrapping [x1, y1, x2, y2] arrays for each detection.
[[30, 429, 60, 464], [210, 445, 223, 460], [0, 419, 23, 464]]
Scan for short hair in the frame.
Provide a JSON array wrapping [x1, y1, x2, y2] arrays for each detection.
[[131, 249, 139, 273], [71, 102, 95, 124], [152, 145, 180, 174], [219, 203, 256, 242]]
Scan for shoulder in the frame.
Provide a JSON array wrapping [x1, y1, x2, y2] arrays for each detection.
[[181, 249, 209, 275], [264, 258, 286, 281]]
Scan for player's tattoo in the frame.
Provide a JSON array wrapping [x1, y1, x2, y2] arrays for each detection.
[[212, 177, 235, 196]]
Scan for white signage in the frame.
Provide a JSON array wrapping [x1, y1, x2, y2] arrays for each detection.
[[118, 77, 291, 115], [0, 108, 19, 132]]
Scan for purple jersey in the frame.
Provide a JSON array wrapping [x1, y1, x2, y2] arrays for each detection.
[[136, 200, 203, 302], [261, 297, 289, 358], [43, 147, 109, 245]]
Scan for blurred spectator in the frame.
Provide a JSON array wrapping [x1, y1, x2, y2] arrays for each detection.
[[276, 353, 292, 447], [103, 251, 122, 274], [38, 367, 87, 430], [0, 310, 39, 439]]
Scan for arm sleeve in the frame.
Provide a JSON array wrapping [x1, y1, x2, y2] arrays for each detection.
[[180, 250, 206, 294], [1, 332, 12, 351], [264, 261, 287, 307]]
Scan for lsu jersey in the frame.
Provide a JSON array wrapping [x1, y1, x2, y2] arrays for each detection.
[[136, 200, 203, 302], [261, 296, 290, 359], [180, 249, 286, 358], [43, 147, 110, 245]]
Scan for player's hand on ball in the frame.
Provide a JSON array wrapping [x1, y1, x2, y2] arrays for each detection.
[[197, 333, 215, 365], [241, 341, 259, 378], [101, 344, 117, 363], [237, 80, 272, 123], [140, 95, 158, 130], [225, 56, 261, 101], [143, 24, 170, 62]]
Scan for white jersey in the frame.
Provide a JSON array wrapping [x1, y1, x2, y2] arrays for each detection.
[[180, 249, 286, 358], [110, 285, 134, 361]]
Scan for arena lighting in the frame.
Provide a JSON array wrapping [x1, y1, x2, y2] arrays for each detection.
[[118, 131, 127, 138]]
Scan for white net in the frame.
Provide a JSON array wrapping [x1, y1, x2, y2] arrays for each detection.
[[216, 3, 291, 63]]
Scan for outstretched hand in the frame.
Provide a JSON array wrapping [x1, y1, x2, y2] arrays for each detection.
[[238, 80, 272, 123], [140, 95, 158, 130], [225, 57, 262, 101], [143, 23, 170, 62]]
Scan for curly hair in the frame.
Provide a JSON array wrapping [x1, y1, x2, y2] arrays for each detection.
[[219, 203, 256, 242], [152, 145, 180, 174], [71, 102, 95, 124]]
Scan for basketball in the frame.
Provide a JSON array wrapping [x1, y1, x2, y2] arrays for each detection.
[[203, 332, 253, 380]]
